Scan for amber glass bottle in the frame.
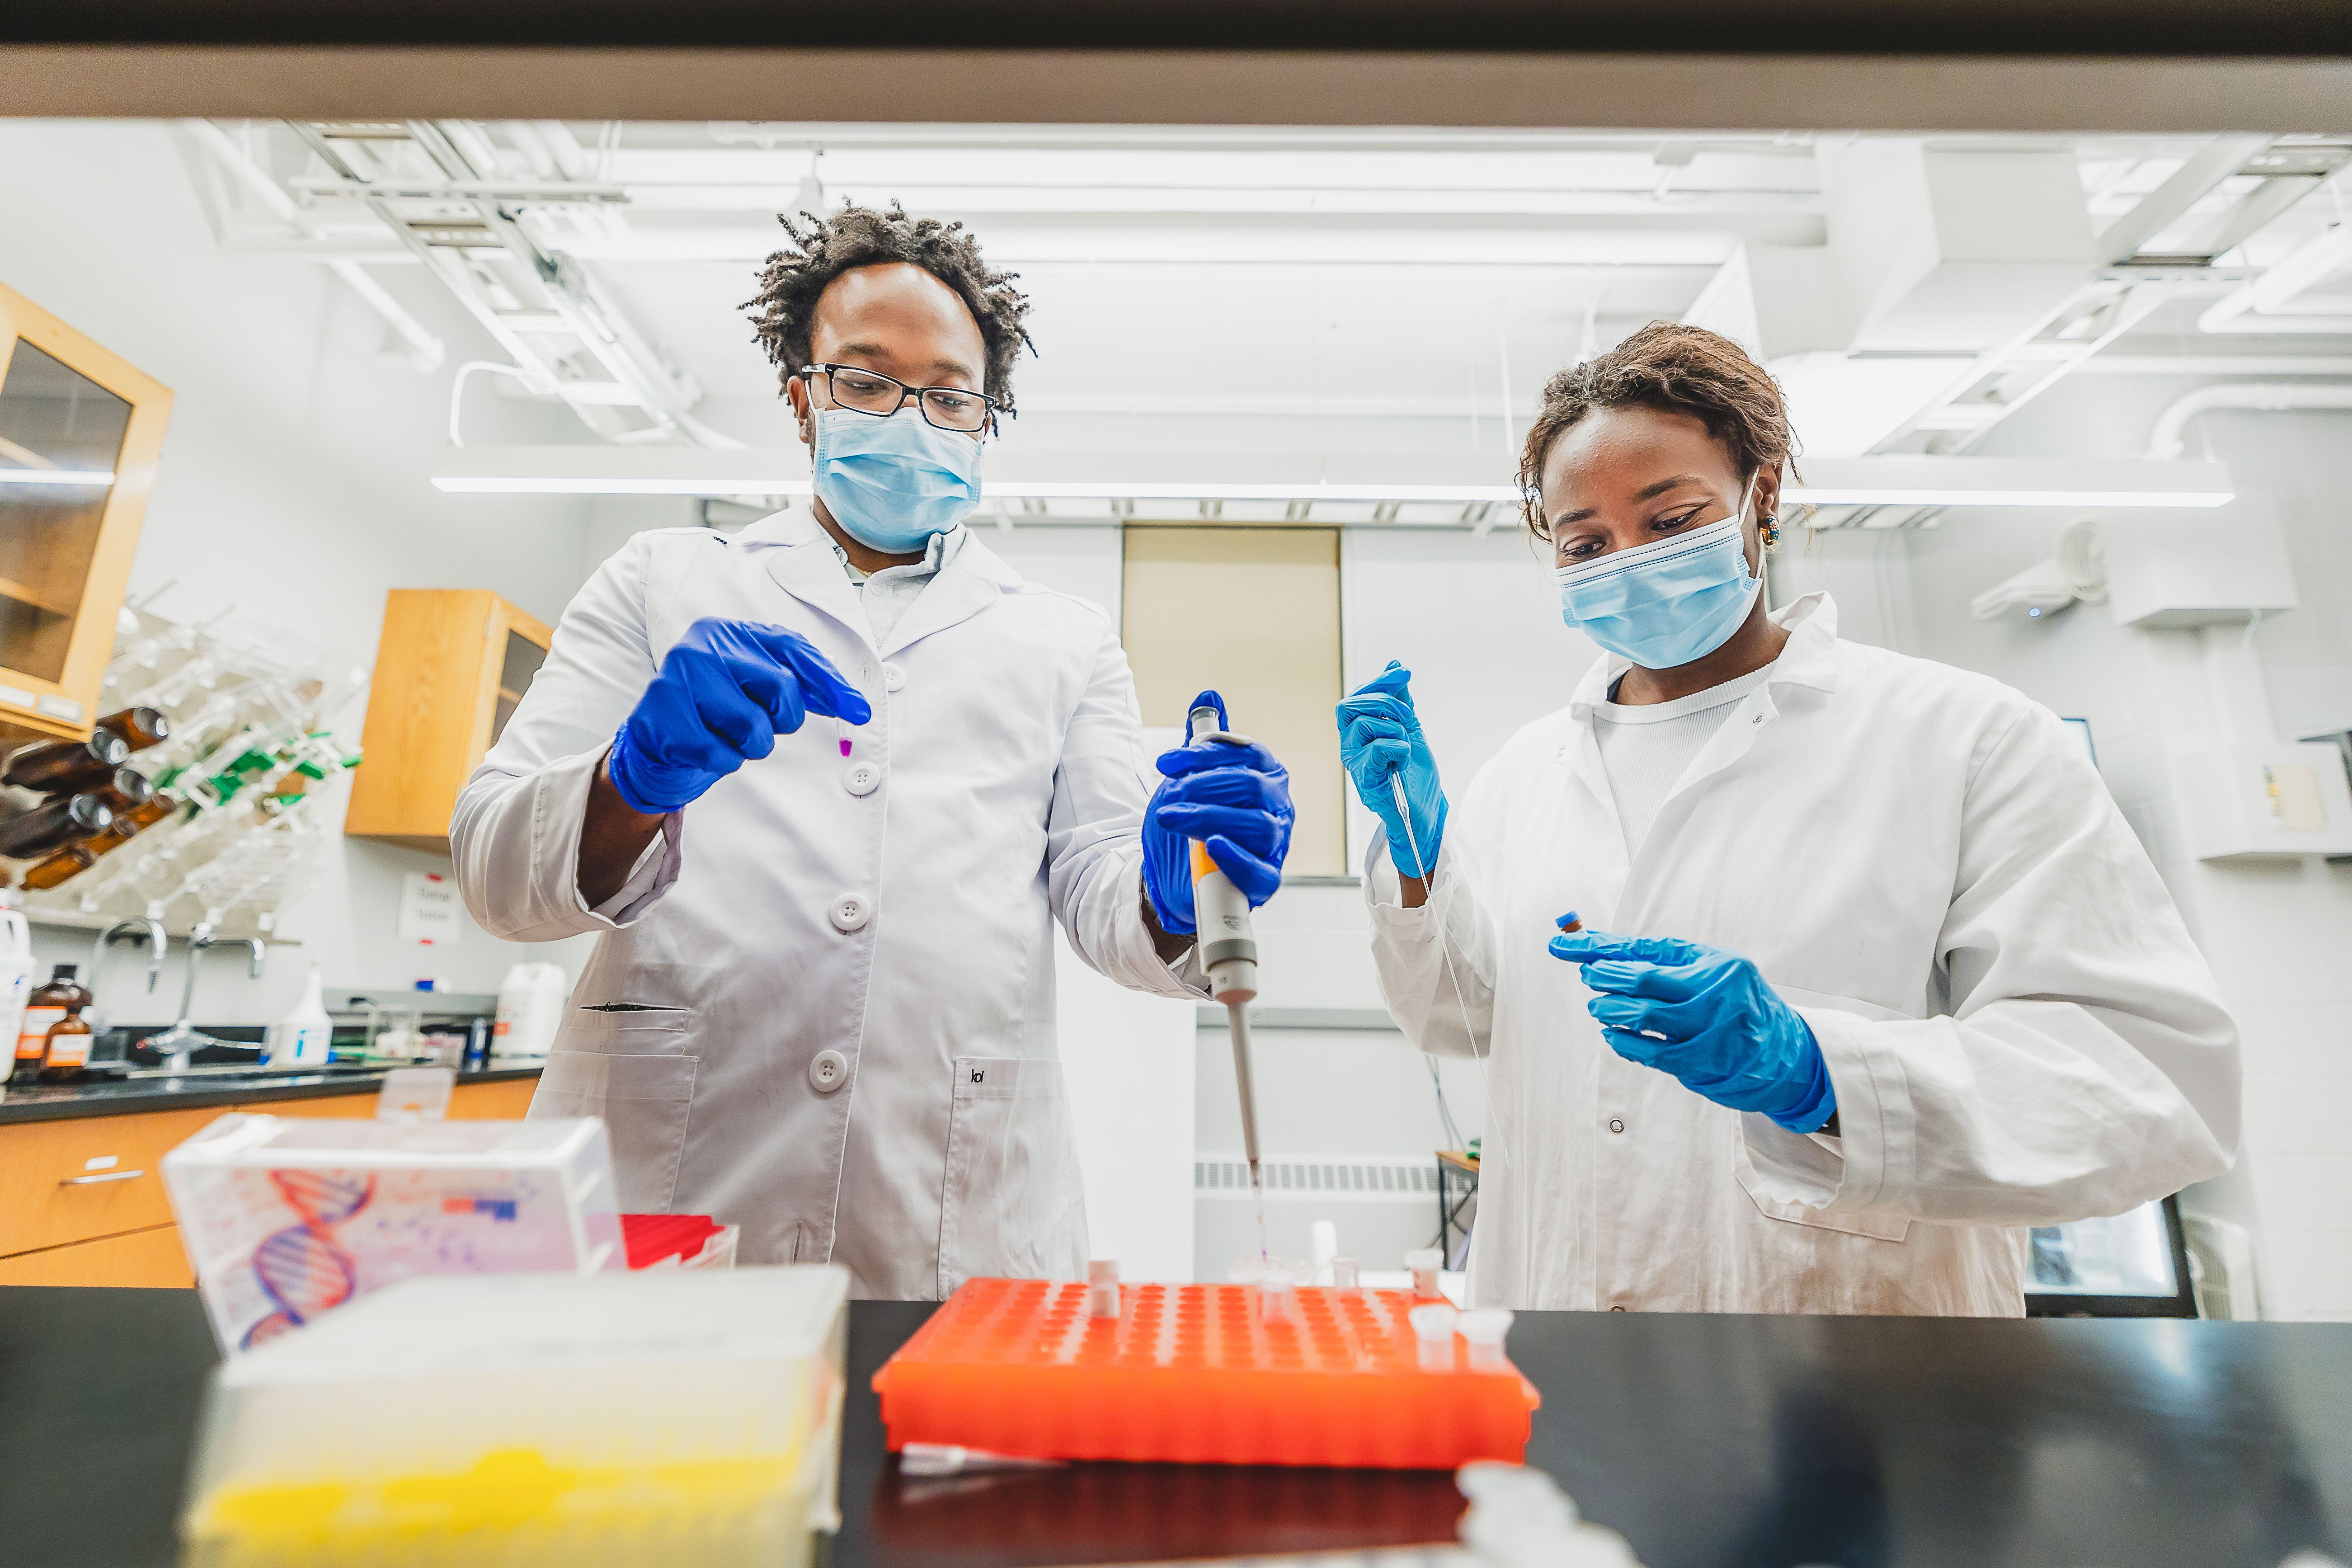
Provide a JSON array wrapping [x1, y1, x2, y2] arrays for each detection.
[[0, 795, 110, 860], [35, 1003, 94, 1083], [11, 964, 91, 1084], [2, 732, 129, 793], [89, 767, 154, 816], [95, 706, 171, 753]]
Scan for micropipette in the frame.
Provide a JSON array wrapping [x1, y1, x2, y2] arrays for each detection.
[[1187, 701, 1268, 1254], [1389, 765, 1515, 1285]]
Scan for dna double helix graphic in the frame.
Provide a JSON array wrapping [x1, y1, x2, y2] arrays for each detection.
[[240, 1170, 376, 1350]]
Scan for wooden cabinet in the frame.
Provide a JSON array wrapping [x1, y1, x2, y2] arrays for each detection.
[[0, 281, 173, 745], [0, 1104, 218, 1258], [255, 1075, 539, 1122], [0, 1223, 192, 1287], [345, 589, 551, 853], [0, 1072, 542, 1286]]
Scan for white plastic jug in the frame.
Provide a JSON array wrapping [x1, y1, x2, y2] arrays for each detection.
[[0, 906, 33, 1074], [492, 961, 569, 1059]]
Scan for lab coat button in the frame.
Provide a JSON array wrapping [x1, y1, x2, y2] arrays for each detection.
[[1609, 1118, 1625, 1134], [828, 894, 870, 932], [882, 663, 907, 692], [843, 762, 881, 796], [809, 1048, 849, 1094]]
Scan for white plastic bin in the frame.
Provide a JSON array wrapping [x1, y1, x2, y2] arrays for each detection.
[[179, 1267, 851, 1568], [163, 1113, 623, 1354]]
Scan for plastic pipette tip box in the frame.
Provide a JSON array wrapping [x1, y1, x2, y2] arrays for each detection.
[[179, 1267, 851, 1568], [871, 1278, 1539, 1470]]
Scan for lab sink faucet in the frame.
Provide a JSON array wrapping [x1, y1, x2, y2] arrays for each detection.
[[89, 917, 169, 1001], [136, 920, 267, 1073]]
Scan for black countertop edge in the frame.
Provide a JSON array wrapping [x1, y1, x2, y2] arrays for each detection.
[[0, 1063, 545, 1125]]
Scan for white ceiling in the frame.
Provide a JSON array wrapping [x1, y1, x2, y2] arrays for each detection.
[[174, 120, 2352, 485]]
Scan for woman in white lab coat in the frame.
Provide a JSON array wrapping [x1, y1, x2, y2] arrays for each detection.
[[1339, 322, 2239, 1315]]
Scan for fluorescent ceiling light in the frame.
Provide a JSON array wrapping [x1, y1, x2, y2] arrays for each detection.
[[1785, 486, 2232, 509], [435, 475, 814, 496], [435, 475, 2233, 509], [0, 469, 114, 487], [430, 451, 2233, 511]]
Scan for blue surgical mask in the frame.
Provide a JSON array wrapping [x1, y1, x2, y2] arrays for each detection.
[[1555, 477, 1764, 669], [811, 405, 983, 553]]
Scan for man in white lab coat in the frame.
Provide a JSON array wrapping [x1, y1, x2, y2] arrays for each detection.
[[453, 205, 1294, 1298]]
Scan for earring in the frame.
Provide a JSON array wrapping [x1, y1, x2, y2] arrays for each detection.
[[1759, 514, 1781, 548]]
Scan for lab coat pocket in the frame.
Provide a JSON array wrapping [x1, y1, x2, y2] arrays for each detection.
[[937, 1056, 1087, 1299], [1735, 1153, 1911, 1243], [531, 1048, 699, 1213], [1733, 983, 1910, 1244]]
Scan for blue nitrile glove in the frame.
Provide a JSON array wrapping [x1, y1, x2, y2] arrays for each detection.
[[606, 617, 873, 815], [1336, 660, 1448, 879], [1547, 923, 1836, 1134], [1141, 690, 1295, 936]]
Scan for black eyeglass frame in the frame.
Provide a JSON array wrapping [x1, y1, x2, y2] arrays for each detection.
[[797, 363, 1006, 433]]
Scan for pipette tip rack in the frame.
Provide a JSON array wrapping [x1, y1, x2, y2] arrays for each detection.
[[873, 1277, 1538, 1470]]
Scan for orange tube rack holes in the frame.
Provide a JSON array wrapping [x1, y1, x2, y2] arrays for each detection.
[[872, 1278, 1539, 1469]]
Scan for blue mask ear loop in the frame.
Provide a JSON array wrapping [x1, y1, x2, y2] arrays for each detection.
[[1731, 469, 1771, 607]]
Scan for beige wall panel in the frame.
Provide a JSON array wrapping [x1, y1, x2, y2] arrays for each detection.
[[1123, 526, 1344, 878]]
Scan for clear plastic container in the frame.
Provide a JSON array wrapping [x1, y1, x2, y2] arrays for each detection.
[[180, 1267, 851, 1568], [163, 1112, 624, 1353]]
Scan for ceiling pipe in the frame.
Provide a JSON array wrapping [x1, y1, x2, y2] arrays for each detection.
[[2145, 383, 2352, 459], [2198, 221, 2352, 336]]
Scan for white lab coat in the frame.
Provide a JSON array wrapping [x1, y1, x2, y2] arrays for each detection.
[[1369, 593, 2239, 1315], [452, 508, 1204, 1299]]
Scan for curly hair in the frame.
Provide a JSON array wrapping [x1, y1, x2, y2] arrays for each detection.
[[745, 202, 1033, 414], [1517, 321, 1797, 537]]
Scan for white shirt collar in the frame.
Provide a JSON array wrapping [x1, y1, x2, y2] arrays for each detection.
[[1569, 591, 1843, 719]]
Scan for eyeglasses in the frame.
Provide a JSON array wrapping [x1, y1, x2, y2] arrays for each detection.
[[799, 364, 999, 433]]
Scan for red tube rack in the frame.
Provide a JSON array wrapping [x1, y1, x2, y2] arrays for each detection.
[[872, 1277, 1538, 1469]]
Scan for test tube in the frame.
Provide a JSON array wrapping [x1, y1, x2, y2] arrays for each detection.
[[1260, 1261, 1304, 1323], [1405, 1247, 1444, 1301], [1457, 1308, 1515, 1370], [1087, 1256, 1120, 1318], [1330, 1255, 1360, 1291], [1408, 1303, 1459, 1371]]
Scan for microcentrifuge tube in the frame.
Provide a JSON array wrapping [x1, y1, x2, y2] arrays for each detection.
[[1409, 1303, 1459, 1371], [1330, 1255, 1360, 1291], [1086, 1256, 1120, 1318], [1259, 1261, 1305, 1323], [1457, 1308, 1515, 1370], [1405, 1247, 1444, 1301]]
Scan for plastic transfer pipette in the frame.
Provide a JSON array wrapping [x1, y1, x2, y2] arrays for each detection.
[[1188, 702, 1267, 1248]]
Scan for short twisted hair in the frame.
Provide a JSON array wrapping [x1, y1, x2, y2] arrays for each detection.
[[745, 203, 1032, 413], [1518, 321, 1797, 536]]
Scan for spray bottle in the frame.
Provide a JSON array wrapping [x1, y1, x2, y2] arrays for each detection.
[[262, 964, 334, 1067]]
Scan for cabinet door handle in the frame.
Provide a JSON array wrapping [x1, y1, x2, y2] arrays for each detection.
[[58, 1168, 146, 1186]]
